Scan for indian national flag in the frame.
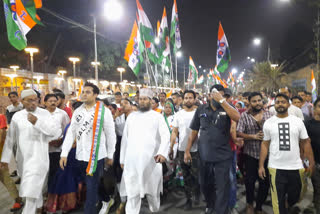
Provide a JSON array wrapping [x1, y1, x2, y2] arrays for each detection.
[[170, 0, 181, 53], [3, 0, 43, 50], [189, 56, 198, 84], [216, 22, 231, 73], [124, 21, 144, 76], [197, 75, 204, 85], [159, 7, 170, 58], [311, 70, 317, 102]]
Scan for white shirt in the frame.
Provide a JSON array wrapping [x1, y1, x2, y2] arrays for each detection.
[[61, 103, 116, 161], [159, 102, 165, 110], [49, 108, 70, 153], [269, 104, 304, 121], [115, 114, 126, 136], [173, 109, 198, 152], [263, 115, 308, 170], [1, 108, 61, 198], [6, 102, 23, 113]]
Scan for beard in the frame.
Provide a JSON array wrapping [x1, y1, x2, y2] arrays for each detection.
[[184, 102, 193, 109], [252, 105, 262, 113], [139, 103, 151, 112], [275, 106, 288, 114]]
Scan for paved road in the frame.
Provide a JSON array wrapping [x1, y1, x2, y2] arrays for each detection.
[[0, 176, 316, 214]]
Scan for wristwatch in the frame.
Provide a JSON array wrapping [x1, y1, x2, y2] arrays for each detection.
[[219, 98, 226, 104]]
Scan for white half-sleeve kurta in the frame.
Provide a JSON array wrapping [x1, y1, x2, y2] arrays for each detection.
[[1, 108, 61, 199], [120, 110, 170, 198]]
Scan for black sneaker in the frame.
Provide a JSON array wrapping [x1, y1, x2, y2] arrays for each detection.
[[10, 170, 17, 177]]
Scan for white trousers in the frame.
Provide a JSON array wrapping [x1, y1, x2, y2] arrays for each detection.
[[126, 194, 160, 214], [22, 195, 43, 214]]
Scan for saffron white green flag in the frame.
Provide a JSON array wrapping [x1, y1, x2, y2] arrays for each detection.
[[311, 70, 317, 102], [216, 22, 231, 73], [189, 56, 198, 84], [170, 0, 181, 53]]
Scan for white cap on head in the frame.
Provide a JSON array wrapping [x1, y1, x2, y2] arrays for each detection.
[[21, 89, 37, 99], [139, 88, 153, 99]]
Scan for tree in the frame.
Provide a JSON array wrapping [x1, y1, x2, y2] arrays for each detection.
[[246, 62, 289, 92]]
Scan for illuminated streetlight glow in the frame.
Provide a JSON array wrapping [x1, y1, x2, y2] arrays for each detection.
[[253, 38, 261, 46], [232, 68, 238, 74], [104, 0, 123, 21], [176, 51, 182, 58], [199, 65, 202, 69], [91, 61, 101, 66], [25, 47, 39, 89], [251, 58, 256, 63], [10, 65, 19, 70], [69, 57, 80, 63], [155, 37, 160, 45], [117, 67, 125, 82], [247, 56, 251, 60]]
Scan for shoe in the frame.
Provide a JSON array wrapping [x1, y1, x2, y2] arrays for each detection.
[[10, 170, 17, 177], [98, 198, 115, 214], [201, 207, 215, 214], [10, 202, 24, 212], [116, 202, 126, 214], [246, 204, 254, 214], [15, 178, 21, 184], [183, 198, 192, 211]]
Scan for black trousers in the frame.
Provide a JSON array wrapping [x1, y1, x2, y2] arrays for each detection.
[[269, 168, 306, 214], [244, 155, 270, 211], [48, 152, 61, 189], [199, 158, 231, 214]]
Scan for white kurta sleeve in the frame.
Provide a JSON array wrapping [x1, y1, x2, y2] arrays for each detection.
[[62, 111, 71, 133], [34, 111, 61, 138], [120, 116, 130, 165], [1, 120, 17, 163], [103, 107, 116, 159], [156, 115, 171, 159], [61, 115, 76, 158]]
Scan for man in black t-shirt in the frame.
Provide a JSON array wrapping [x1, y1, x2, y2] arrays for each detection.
[[305, 97, 320, 214]]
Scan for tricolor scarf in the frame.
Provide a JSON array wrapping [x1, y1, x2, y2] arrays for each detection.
[[86, 101, 105, 175], [164, 102, 175, 133]]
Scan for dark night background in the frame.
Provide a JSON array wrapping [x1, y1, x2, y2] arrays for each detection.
[[0, 0, 317, 81]]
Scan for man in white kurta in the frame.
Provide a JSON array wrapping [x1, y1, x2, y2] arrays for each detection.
[[0, 89, 61, 214], [120, 88, 170, 214]]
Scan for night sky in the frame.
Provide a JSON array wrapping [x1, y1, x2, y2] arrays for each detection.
[[1, 0, 317, 78]]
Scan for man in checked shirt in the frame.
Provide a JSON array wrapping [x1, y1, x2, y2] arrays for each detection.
[[237, 92, 273, 214]]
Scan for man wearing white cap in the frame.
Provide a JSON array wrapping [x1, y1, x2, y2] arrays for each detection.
[[0, 89, 61, 214], [119, 88, 171, 214]]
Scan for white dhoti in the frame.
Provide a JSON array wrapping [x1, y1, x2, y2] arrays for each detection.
[[22, 195, 43, 214]]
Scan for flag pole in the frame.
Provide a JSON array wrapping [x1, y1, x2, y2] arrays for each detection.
[[175, 54, 178, 90]]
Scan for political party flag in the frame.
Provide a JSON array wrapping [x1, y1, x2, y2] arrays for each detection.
[[189, 56, 198, 84], [216, 22, 231, 73], [170, 0, 181, 53], [158, 7, 170, 58], [197, 75, 204, 85], [3, 0, 42, 50], [124, 21, 144, 76], [311, 70, 317, 102], [136, 0, 158, 64]]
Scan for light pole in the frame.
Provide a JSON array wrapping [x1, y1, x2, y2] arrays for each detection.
[[91, 61, 100, 83], [176, 51, 182, 88], [58, 70, 67, 90], [117, 67, 125, 82], [10, 65, 19, 91], [69, 57, 80, 91], [25, 47, 39, 89], [253, 37, 270, 62], [34, 76, 43, 90]]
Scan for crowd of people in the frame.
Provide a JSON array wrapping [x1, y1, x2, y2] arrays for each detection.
[[0, 82, 319, 214]]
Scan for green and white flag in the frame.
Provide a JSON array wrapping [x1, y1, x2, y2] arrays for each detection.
[[189, 56, 198, 84], [136, 0, 158, 64], [170, 0, 181, 53]]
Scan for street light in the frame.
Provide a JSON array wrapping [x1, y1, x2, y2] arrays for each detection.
[[155, 37, 160, 45], [232, 68, 238, 74], [34, 75, 43, 90], [253, 38, 261, 46], [5, 74, 17, 91], [10, 65, 19, 91], [69, 57, 80, 91], [104, 0, 123, 21], [117, 67, 125, 82], [91, 61, 100, 83], [199, 65, 202, 69], [251, 58, 256, 63], [25, 47, 39, 89], [58, 70, 67, 78], [176, 51, 182, 58]]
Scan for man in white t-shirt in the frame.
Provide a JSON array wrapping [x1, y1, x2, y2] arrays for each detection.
[[258, 93, 315, 214], [169, 90, 199, 210]]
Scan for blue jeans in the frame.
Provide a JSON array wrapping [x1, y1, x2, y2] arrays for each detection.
[[228, 151, 237, 208], [79, 159, 104, 214]]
